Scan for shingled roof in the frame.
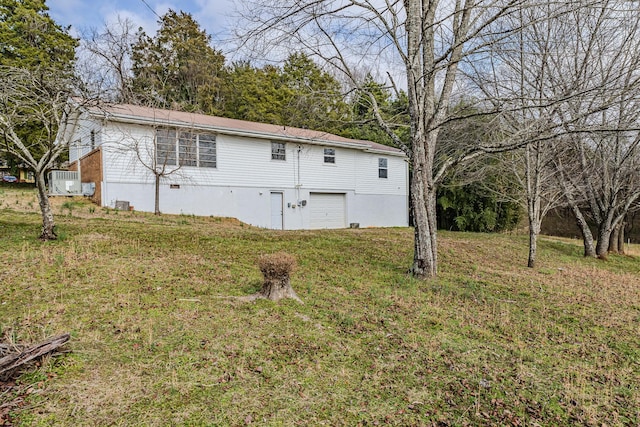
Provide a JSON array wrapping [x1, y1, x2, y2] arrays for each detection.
[[88, 103, 405, 156]]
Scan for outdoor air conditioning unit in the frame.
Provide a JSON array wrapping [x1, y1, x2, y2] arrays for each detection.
[[48, 171, 81, 196]]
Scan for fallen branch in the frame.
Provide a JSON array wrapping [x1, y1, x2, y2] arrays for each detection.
[[0, 334, 71, 380]]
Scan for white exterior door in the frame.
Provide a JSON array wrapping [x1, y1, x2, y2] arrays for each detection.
[[310, 193, 346, 229], [270, 192, 283, 230]]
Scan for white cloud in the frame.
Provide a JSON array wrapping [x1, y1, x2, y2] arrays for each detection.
[[192, 0, 239, 56], [48, 0, 242, 59], [49, 0, 84, 15]]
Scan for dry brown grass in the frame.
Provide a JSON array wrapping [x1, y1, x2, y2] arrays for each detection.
[[0, 187, 639, 426]]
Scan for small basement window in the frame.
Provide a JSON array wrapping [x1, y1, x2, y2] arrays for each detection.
[[378, 158, 388, 178], [324, 148, 336, 164], [271, 142, 286, 160]]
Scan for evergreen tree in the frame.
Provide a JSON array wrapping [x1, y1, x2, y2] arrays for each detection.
[[0, 0, 77, 71], [218, 62, 285, 124], [131, 10, 225, 111], [0, 0, 82, 240], [219, 54, 348, 134]]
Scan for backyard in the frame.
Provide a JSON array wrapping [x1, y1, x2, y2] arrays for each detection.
[[0, 187, 639, 426]]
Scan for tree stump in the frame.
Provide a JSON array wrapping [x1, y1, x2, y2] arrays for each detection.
[[256, 252, 302, 303]]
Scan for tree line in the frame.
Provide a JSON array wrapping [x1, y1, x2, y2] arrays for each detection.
[[1, 0, 639, 277]]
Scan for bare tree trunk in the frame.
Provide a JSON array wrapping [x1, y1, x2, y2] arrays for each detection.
[[609, 223, 621, 253], [528, 218, 539, 268], [525, 142, 543, 269], [569, 202, 596, 257], [596, 225, 613, 259], [35, 171, 56, 241], [411, 149, 437, 278], [618, 221, 626, 254], [154, 173, 161, 215]]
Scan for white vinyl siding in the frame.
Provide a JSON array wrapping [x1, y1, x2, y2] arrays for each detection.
[[94, 120, 408, 228], [355, 154, 407, 195], [309, 193, 346, 229], [303, 146, 355, 190]]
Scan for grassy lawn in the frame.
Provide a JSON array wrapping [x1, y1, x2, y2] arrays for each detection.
[[1, 187, 639, 426]]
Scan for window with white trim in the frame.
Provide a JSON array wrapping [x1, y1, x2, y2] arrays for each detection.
[[323, 148, 335, 164], [378, 158, 388, 178], [198, 134, 217, 168], [155, 129, 216, 168], [271, 142, 286, 160], [178, 131, 197, 166]]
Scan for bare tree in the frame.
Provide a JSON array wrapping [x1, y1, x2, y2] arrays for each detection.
[[548, 1, 640, 258], [77, 17, 137, 103], [236, 0, 547, 278], [471, 2, 582, 268], [469, 0, 640, 264], [107, 122, 210, 215], [0, 66, 93, 240], [571, 112, 640, 258], [551, 144, 597, 257]]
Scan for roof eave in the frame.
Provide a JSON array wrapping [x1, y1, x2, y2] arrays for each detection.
[[91, 109, 406, 157]]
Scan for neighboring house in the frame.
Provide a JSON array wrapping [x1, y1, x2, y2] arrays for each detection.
[[17, 166, 35, 183], [0, 158, 35, 183], [0, 158, 8, 177], [63, 103, 409, 230]]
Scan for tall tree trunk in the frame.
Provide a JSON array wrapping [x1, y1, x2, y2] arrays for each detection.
[[595, 224, 612, 259], [410, 148, 437, 278], [526, 143, 541, 269], [154, 173, 161, 215], [35, 171, 56, 241], [528, 218, 539, 268], [609, 223, 620, 253], [567, 202, 595, 257], [618, 221, 626, 255]]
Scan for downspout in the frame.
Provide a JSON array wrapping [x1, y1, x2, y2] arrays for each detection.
[[296, 145, 302, 203]]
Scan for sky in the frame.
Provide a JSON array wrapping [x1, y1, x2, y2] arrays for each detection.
[[47, 0, 237, 53]]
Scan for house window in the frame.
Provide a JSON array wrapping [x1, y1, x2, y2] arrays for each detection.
[[156, 129, 177, 166], [178, 132, 197, 166], [90, 130, 95, 150], [378, 158, 388, 178], [271, 142, 286, 160], [155, 129, 216, 168], [198, 134, 217, 168], [324, 148, 335, 164]]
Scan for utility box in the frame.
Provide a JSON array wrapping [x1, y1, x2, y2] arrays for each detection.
[[82, 182, 96, 197], [115, 200, 130, 211], [48, 171, 81, 196]]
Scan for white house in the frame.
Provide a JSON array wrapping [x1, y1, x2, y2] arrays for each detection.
[[64, 103, 409, 230]]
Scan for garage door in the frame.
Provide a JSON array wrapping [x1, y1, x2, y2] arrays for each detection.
[[310, 193, 346, 229]]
